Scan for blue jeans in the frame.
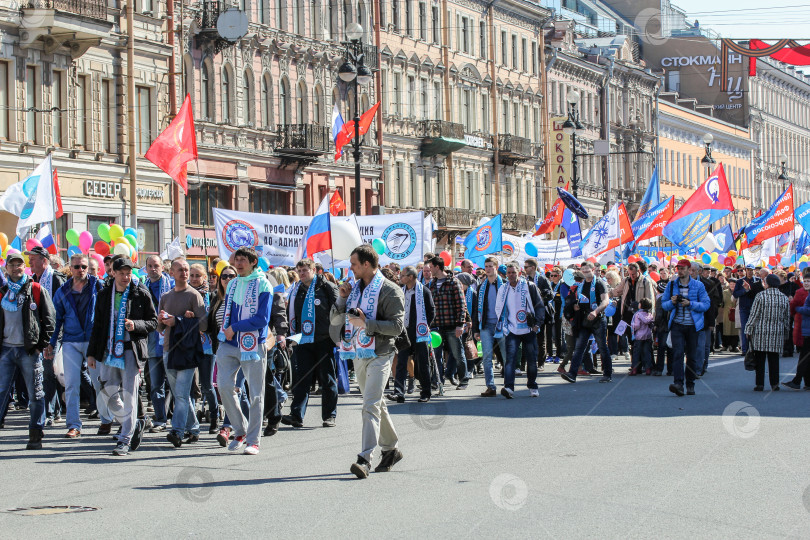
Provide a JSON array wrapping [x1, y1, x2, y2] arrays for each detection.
[[61, 341, 89, 431], [739, 310, 750, 353], [504, 332, 538, 390], [479, 323, 505, 390], [198, 354, 218, 421], [569, 318, 613, 378], [147, 356, 167, 426], [632, 339, 653, 370], [670, 322, 699, 386], [435, 327, 468, 383], [0, 346, 45, 430], [166, 367, 200, 436], [699, 327, 713, 373]]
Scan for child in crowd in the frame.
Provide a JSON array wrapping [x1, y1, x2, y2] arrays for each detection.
[[631, 297, 655, 375]]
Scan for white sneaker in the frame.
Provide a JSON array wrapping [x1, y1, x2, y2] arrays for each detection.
[[227, 435, 246, 452], [529, 389, 539, 397], [244, 444, 259, 455], [515, 368, 523, 375]]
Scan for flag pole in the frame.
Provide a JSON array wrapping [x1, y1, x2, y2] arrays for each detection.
[[552, 225, 562, 265]]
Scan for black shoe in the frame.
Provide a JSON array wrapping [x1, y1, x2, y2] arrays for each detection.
[[417, 395, 430, 403], [587, 369, 601, 375], [375, 448, 403, 472], [560, 372, 576, 383], [753, 385, 764, 391], [87, 410, 99, 420], [322, 417, 336, 428], [26, 428, 43, 450], [263, 421, 280, 436], [385, 392, 405, 403], [167, 431, 183, 447], [782, 381, 801, 390], [456, 383, 468, 390], [185, 434, 199, 444], [599, 376, 612, 383], [112, 442, 130, 456], [771, 385, 780, 391], [350, 457, 371, 479], [669, 384, 685, 397], [208, 420, 219, 435], [448, 376, 459, 386], [686, 386, 695, 396], [666, 371, 673, 376], [281, 415, 304, 428], [130, 419, 146, 451]]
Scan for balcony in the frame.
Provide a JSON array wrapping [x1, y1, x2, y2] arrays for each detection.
[[497, 134, 532, 165], [194, 0, 241, 52], [425, 207, 482, 230], [502, 213, 538, 233], [417, 120, 467, 158], [344, 43, 379, 70], [275, 124, 330, 163], [20, 0, 112, 58]]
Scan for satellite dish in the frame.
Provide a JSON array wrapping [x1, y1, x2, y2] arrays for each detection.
[[216, 9, 248, 41]]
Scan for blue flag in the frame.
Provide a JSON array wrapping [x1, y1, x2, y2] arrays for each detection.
[[463, 214, 503, 259], [712, 224, 735, 253], [796, 200, 810, 234], [797, 230, 810, 257], [634, 167, 660, 221], [561, 207, 582, 258]]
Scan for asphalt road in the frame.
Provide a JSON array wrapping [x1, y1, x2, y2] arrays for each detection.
[[1, 350, 809, 539]]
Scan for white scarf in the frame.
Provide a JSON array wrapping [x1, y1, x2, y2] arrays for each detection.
[[218, 268, 271, 361], [340, 270, 385, 360], [494, 278, 534, 337], [40, 266, 54, 298], [404, 282, 430, 343]]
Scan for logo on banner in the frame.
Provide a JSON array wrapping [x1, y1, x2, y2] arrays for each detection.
[[221, 219, 259, 252], [382, 223, 417, 260], [501, 241, 519, 262], [475, 226, 493, 251], [705, 176, 720, 204]]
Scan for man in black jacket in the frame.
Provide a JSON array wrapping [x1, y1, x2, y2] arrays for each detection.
[[87, 258, 158, 456], [387, 265, 435, 403], [0, 252, 55, 449], [26, 246, 65, 425], [693, 262, 722, 377], [282, 258, 339, 428]]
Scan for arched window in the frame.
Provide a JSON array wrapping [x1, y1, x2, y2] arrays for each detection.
[[313, 85, 323, 125], [243, 69, 254, 125], [201, 60, 214, 121], [262, 73, 273, 128], [343, 0, 351, 31], [296, 80, 307, 123], [279, 77, 290, 125], [222, 66, 232, 122]]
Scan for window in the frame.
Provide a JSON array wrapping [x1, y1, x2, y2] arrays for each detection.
[[76, 75, 89, 148], [461, 88, 471, 130], [433, 81, 442, 118], [279, 78, 290, 124], [222, 67, 232, 122], [521, 37, 527, 72], [418, 2, 426, 40], [136, 86, 152, 154], [393, 73, 402, 115], [484, 172, 491, 213], [292, 0, 301, 33], [410, 165, 418, 207], [250, 187, 290, 214], [511, 35, 517, 68], [186, 183, 231, 226], [26, 66, 37, 143], [502, 99, 508, 132], [479, 21, 486, 59], [531, 41, 537, 74], [257, 0, 265, 23], [139, 220, 159, 254], [201, 61, 213, 121], [0, 62, 7, 140], [101, 79, 113, 152], [405, 0, 412, 35], [522, 104, 528, 138], [313, 85, 323, 124], [277, 0, 287, 30], [243, 70, 254, 125], [52, 71, 63, 146], [407, 76, 415, 117], [296, 81, 307, 123], [500, 30, 507, 65], [392, 0, 399, 32], [532, 107, 540, 142], [89, 216, 116, 245], [461, 16, 469, 53], [262, 74, 273, 127], [420, 79, 428, 119], [482, 95, 489, 133], [431, 6, 439, 43]]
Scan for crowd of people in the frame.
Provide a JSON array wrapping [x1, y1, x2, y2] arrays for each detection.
[[1, 244, 808, 477]]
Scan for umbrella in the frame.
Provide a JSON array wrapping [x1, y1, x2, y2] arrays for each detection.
[[557, 187, 589, 220]]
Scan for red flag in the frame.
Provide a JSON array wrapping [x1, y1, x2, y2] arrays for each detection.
[[145, 94, 198, 195], [329, 190, 346, 216], [635, 197, 674, 244], [533, 182, 569, 237], [334, 101, 380, 161], [747, 184, 794, 247], [603, 202, 635, 253], [53, 169, 63, 218]]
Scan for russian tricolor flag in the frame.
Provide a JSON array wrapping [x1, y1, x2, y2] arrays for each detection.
[[36, 224, 58, 255], [302, 196, 332, 258]]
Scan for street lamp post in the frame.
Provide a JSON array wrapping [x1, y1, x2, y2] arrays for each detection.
[[339, 23, 373, 216], [778, 152, 788, 190], [562, 90, 585, 198], [701, 132, 716, 176]]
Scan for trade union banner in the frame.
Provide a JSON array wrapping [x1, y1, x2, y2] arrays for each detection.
[[213, 208, 426, 267]]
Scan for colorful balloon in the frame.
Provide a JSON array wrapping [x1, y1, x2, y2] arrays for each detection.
[[67, 245, 81, 257], [372, 238, 386, 255], [430, 331, 442, 348], [98, 223, 111, 243], [701, 253, 712, 264], [0, 232, 8, 251], [109, 224, 125, 240], [113, 242, 130, 256], [525, 243, 538, 257], [94, 241, 110, 256], [124, 227, 137, 238], [78, 231, 93, 253], [25, 238, 42, 251], [65, 228, 80, 246], [215, 260, 229, 276], [125, 234, 138, 250], [439, 251, 452, 267]]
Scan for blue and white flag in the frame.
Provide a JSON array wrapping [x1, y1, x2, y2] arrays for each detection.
[[795, 200, 810, 235], [463, 214, 503, 260], [331, 103, 345, 145], [580, 204, 619, 258], [561, 207, 582, 258], [634, 166, 660, 221], [712, 224, 735, 253], [0, 155, 54, 236]]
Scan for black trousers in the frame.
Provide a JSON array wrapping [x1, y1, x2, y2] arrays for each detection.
[[289, 339, 338, 422], [792, 340, 810, 386], [536, 324, 547, 366], [396, 341, 431, 399], [754, 351, 780, 388]]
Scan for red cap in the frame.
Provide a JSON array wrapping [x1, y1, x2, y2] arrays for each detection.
[[676, 258, 692, 268]]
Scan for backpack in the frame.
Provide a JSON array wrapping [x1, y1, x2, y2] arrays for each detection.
[[31, 282, 41, 308]]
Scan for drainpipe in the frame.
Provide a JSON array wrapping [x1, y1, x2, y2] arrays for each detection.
[[441, 0, 454, 207], [127, 0, 137, 231], [602, 57, 614, 212], [488, 1, 499, 212], [373, 0, 384, 211]]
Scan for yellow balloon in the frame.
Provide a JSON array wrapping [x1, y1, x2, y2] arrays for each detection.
[[215, 260, 228, 276], [109, 224, 125, 240], [712, 261, 724, 271], [710, 252, 719, 262], [728, 250, 737, 258]]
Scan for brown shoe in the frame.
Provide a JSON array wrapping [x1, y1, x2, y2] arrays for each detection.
[[97, 423, 112, 436], [65, 429, 81, 438], [480, 387, 497, 397]]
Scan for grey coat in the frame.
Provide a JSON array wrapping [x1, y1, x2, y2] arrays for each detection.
[[745, 287, 790, 354], [329, 277, 405, 358]]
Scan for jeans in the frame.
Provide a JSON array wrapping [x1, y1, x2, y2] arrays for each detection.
[[550, 318, 566, 357], [632, 339, 653, 371], [536, 324, 547, 365], [670, 322, 699, 386], [739, 310, 750, 353], [568, 318, 613, 379], [698, 327, 713, 374], [216, 343, 266, 446], [198, 354, 218, 422], [0, 346, 45, 430], [395, 340, 431, 398], [61, 341, 89, 431], [97, 351, 140, 444], [435, 327, 468, 383], [504, 332, 538, 390], [289, 339, 338, 422], [655, 327, 672, 374], [479, 323, 505, 390], [354, 353, 398, 463], [43, 350, 61, 418], [166, 367, 199, 437], [147, 356, 168, 426]]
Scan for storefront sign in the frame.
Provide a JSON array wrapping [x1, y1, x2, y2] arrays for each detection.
[[548, 116, 571, 187], [84, 180, 121, 199], [136, 187, 164, 201], [186, 234, 218, 249]]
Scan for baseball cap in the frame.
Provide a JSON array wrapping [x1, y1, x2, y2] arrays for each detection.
[[676, 259, 692, 268], [25, 246, 50, 259], [5, 251, 24, 264], [703, 264, 713, 270], [112, 257, 135, 271], [745, 263, 755, 269]]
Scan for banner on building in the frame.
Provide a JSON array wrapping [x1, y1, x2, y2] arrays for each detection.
[[213, 208, 425, 267], [548, 116, 572, 188]]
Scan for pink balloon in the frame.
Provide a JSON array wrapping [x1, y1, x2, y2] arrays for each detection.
[[24, 267, 32, 276], [25, 238, 42, 251], [78, 231, 94, 253]]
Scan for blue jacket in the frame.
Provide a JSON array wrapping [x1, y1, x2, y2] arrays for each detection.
[[221, 288, 272, 349], [50, 275, 103, 345], [795, 294, 810, 337], [661, 277, 710, 331], [733, 277, 761, 313]]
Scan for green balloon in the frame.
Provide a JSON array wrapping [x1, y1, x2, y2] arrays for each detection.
[[125, 234, 138, 249], [372, 238, 386, 255], [98, 223, 111, 243], [477, 341, 482, 355], [430, 331, 442, 348], [65, 228, 80, 246]]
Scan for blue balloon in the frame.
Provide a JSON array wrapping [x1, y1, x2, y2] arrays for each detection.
[[563, 268, 576, 287], [800, 262, 809, 270], [67, 245, 81, 257], [525, 242, 538, 257], [604, 301, 616, 318], [258, 257, 269, 271]]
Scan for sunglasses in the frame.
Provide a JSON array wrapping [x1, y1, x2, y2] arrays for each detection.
[[73, 264, 88, 269], [221, 274, 236, 280]]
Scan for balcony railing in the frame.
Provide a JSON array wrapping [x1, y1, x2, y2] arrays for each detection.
[[344, 43, 379, 70], [417, 120, 465, 140], [425, 207, 483, 229], [24, 0, 106, 19], [275, 124, 330, 154], [497, 134, 532, 165], [502, 213, 537, 233]]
